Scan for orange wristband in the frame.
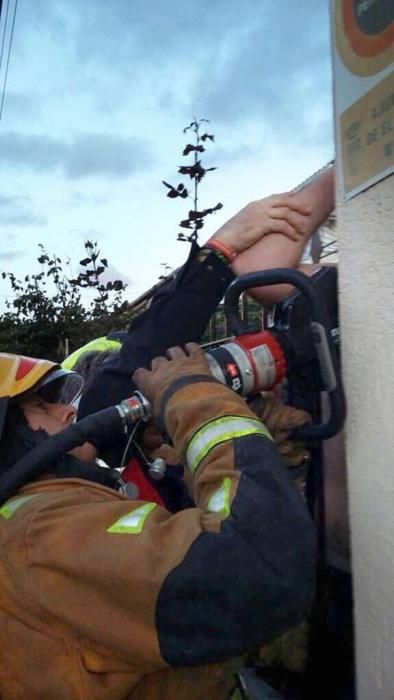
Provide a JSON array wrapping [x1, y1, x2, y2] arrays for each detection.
[[204, 238, 237, 262]]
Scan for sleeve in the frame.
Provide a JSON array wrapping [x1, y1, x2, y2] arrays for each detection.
[[27, 380, 315, 673], [155, 379, 316, 666], [77, 242, 233, 419]]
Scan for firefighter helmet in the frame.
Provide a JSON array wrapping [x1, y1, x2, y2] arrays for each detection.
[[0, 353, 84, 442], [61, 334, 123, 370]]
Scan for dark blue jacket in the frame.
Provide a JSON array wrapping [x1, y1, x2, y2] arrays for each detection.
[[77, 243, 233, 510]]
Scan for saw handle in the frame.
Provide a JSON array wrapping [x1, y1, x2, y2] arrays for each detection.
[[224, 268, 346, 441]]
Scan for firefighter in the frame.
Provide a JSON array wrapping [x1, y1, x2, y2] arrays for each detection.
[[62, 192, 313, 509], [68, 193, 311, 500], [0, 345, 315, 700], [61, 333, 125, 373], [75, 194, 313, 427]]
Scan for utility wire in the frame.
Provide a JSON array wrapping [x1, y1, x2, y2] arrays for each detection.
[[0, 0, 10, 75], [0, 0, 17, 121]]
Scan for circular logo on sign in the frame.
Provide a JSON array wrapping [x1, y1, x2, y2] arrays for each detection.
[[335, 0, 394, 74], [354, 0, 392, 37]]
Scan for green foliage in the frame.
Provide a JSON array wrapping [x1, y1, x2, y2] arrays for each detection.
[[0, 241, 131, 361], [1, 119, 228, 360]]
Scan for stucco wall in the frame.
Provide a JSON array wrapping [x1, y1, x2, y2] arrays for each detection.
[[337, 175, 394, 699]]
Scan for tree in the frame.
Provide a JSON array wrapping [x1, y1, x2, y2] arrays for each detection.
[[162, 117, 223, 244], [0, 119, 231, 358], [0, 241, 131, 360]]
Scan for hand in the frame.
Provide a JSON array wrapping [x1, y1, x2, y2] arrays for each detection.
[[211, 194, 311, 254], [140, 423, 180, 465], [132, 343, 211, 416], [248, 395, 311, 468], [141, 421, 164, 453]]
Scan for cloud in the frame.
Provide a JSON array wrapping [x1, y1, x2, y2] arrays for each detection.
[[16, 0, 333, 151], [188, 2, 333, 141], [0, 194, 25, 207], [2, 91, 41, 121], [0, 194, 47, 226], [65, 134, 152, 179], [48, 0, 249, 67], [0, 212, 47, 226], [21, 1, 326, 99], [68, 191, 109, 207], [0, 132, 153, 179], [0, 250, 25, 262], [207, 143, 256, 166]]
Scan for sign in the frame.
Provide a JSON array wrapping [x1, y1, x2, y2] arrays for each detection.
[[333, 0, 394, 199]]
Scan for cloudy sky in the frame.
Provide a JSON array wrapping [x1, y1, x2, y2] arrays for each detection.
[[0, 0, 334, 308]]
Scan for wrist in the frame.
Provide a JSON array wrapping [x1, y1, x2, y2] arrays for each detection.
[[204, 237, 238, 263]]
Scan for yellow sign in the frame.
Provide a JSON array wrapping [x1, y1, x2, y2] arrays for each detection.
[[340, 71, 394, 193], [333, 0, 393, 198]]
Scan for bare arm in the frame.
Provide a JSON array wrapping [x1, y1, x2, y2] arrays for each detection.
[[231, 164, 335, 305]]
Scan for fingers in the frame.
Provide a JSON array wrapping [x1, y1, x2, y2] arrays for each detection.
[[132, 366, 153, 395], [133, 344, 203, 379], [166, 346, 186, 360], [270, 194, 312, 216], [150, 355, 169, 371], [270, 207, 308, 234], [166, 342, 202, 359], [132, 343, 207, 411], [141, 423, 164, 451], [269, 219, 303, 241], [132, 367, 149, 384], [184, 342, 204, 357]]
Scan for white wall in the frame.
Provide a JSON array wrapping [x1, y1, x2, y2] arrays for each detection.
[[337, 175, 394, 699]]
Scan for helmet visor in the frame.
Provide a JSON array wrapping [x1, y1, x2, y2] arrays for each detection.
[[36, 369, 84, 407]]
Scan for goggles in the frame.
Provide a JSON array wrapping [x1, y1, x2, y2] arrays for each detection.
[[36, 369, 84, 407]]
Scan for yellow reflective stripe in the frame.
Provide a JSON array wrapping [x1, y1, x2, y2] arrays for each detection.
[[61, 337, 121, 370], [186, 416, 272, 476], [107, 503, 157, 534], [0, 494, 39, 520], [207, 477, 232, 518]]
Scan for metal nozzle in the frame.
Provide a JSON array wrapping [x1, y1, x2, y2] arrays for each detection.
[[117, 392, 152, 428]]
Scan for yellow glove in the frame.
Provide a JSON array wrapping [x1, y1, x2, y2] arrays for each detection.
[[248, 395, 311, 468], [133, 343, 211, 420]]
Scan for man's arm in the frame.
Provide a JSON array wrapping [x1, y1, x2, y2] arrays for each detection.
[[78, 194, 311, 420], [231, 164, 335, 305]]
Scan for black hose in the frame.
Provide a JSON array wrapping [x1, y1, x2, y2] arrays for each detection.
[[0, 406, 124, 504]]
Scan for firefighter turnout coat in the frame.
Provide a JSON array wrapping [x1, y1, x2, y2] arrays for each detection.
[[0, 376, 315, 699]]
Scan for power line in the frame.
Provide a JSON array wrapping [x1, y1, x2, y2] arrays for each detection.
[[0, 0, 17, 122], [0, 0, 10, 77]]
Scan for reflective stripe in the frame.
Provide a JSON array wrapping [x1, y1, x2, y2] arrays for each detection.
[[107, 503, 157, 534], [0, 494, 39, 520], [207, 477, 232, 518], [61, 337, 121, 370], [186, 415, 272, 476]]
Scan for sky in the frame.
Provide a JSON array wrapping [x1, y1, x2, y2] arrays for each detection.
[[0, 0, 334, 308]]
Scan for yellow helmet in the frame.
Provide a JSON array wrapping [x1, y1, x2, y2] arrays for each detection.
[[61, 336, 122, 370], [0, 353, 84, 441]]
